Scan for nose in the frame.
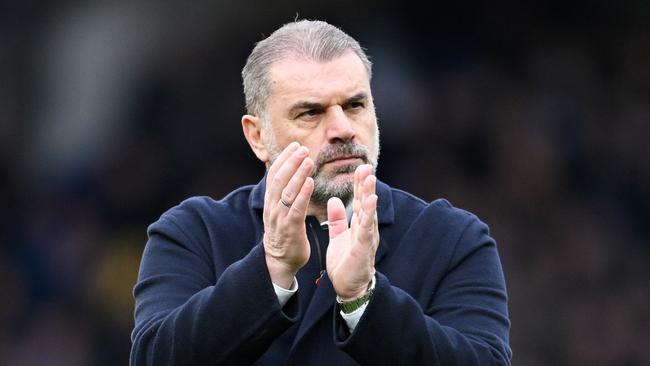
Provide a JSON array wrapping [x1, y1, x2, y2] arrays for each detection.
[[325, 106, 355, 143]]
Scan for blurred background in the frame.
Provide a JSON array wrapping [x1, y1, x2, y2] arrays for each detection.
[[1, 0, 648, 364]]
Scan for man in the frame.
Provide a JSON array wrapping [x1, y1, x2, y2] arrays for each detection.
[[131, 20, 511, 365]]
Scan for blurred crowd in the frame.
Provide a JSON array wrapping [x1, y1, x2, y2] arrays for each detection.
[[1, 1, 648, 365]]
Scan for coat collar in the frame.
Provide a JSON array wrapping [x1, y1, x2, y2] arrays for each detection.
[[249, 174, 395, 225]]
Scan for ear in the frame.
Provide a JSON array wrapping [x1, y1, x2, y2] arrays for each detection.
[[241, 114, 270, 163]]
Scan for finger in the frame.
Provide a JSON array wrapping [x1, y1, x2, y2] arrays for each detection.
[[362, 173, 377, 201], [327, 197, 348, 239], [266, 141, 299, 184], [267, 146, 309, 205], [280, 157, 314, 210], [358, 193, 378, 245], [352, 165, 364, 218], [265, 142, 300, 208], [351, 167, 358, 213], [287, 177, 314, 221], [353, 164, 372, 224], [356, 174, 377, 243]]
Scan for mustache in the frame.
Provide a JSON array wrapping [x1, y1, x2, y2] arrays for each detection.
[[313, 142, 369, 169]]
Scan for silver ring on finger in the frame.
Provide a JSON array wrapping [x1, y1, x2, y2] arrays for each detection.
[[280, 198, 292, 208]]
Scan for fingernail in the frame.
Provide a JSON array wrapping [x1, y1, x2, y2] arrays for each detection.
[[301, 157, 312, 168], [288, 141, 299, 150]]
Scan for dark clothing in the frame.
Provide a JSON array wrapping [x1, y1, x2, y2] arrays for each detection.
[[131, 178, 512, 365]]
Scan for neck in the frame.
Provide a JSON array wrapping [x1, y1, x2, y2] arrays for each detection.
[[307, 203, 328, 223], [308, 200, 353, 224]]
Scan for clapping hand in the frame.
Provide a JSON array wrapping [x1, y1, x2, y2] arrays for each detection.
[[326, 164, 379, 300]]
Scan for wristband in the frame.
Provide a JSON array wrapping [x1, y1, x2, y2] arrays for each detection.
[[336, 276, 376, 314]]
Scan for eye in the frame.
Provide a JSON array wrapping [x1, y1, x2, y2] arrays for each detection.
[[345, 101, 365, 112], [297, 109, 322, 120]]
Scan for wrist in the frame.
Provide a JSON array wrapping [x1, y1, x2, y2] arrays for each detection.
[[266, 256, 298, 289], [336, 276, 376, 314], [336, 274, 375, 301]]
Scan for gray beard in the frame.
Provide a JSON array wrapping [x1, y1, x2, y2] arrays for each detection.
[[309, 140, 375, 207], [310, 163, 356, 207], [263, 122, 380, 209]]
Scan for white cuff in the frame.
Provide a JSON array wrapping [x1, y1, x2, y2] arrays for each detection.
[[273, 278, 298, 307], [340, 300, 368, 331], [339, 275, 376, 332]]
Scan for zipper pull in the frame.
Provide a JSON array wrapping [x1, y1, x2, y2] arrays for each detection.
[[315, 270, 326, 286]]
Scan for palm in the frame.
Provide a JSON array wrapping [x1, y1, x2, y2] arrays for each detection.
[[325, 164, 379, 300], [327, 229, 352, 287], [327, 216, 374, 298]]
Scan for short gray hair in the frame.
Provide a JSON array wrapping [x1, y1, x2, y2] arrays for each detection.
[[242, 20, 372, 117]]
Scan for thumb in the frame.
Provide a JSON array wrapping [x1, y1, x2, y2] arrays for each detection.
[[327, 197, 348, 239]]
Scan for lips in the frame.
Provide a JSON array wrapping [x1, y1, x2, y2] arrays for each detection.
[[325, 155, 363, 164]]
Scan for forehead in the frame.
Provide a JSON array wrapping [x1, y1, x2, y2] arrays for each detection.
[[267, 51, 371, 107]]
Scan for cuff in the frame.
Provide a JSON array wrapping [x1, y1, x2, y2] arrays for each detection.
[[339, 275, 376, 332], [273, 277, 298, 307]]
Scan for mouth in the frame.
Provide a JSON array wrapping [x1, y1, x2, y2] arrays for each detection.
[[324, 155, 364, 166]]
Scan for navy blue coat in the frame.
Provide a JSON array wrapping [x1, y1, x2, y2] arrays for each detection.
[[131, 178, 512, 365]]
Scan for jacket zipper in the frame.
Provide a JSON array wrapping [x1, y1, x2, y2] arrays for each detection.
[[307, 220, 326, 286]]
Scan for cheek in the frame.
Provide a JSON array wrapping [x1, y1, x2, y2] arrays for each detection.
[[356, 121, 378, 146], [306, 141, 326, 162], [295, 131, 328, 158], [270, 124, 304, 150]]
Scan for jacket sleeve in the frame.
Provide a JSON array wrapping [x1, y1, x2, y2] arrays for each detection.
[[334, 216, 512, 365], [130, 213, 299, 365]]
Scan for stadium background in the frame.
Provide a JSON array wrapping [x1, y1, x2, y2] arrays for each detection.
[[1, 1, 648, 364]]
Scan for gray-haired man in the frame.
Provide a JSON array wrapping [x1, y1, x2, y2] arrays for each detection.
[[131, 20, 512, 365]]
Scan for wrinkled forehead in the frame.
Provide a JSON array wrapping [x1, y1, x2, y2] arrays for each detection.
[[267, 51, 372, 107]]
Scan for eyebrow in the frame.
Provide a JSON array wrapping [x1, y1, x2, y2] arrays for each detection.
[[344, 92, 369, 106], [289, 92, 369, 116]]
